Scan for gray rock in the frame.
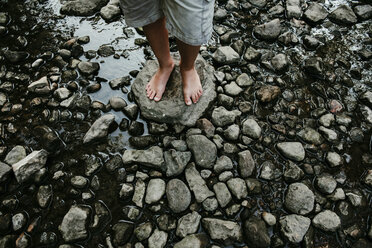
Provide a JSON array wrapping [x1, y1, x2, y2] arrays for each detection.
[[236, 73, 254, 87], [202, 218, 242, 243], [176, 211, 201, 238], [260, 161, 282, 180], [304, 3, 328, 23], [28, 76, 51, 94], [77, 61, 100, 75], [277, 142, 305, 162], [262, 212, 276, 226], [109, 76, 130, 89], [131, 55, 216, 126], [329, 5, 357, 25], [297, 127, 324, 145], [54, 88, 71, 101], [0, 92, 6, 107], [145, 178, 165, 204], [242, 118, 261, 139], [214, 155, 233, 173], [186, 135, 216, 168], [213, 182, 232, 208], [319, 113, 334, 127], [12, 149, 48, 184], [256, 85, 281, 103], [100, 4, 121, 21], [271, 53, 289, 71], [71, 175, 88, 188], [238, 150, 255, 178], [60, 0, 109, 16], [360, 105, 372, 124], [122, 146, 164, 169], [119, 183, 134, 199], [223, 124, 240, 141], [312, 210, 341, 232], [164, 149, 191, 177], [185, 163, 214, 203], [243, 216, 271, 248], [166, 179, 191, 213], [174, 234, 209, 248], [5, 146, 26, 165], [284, 161, 304, 182], [224, 81, 243, 96], [212, 46, 240, 64], [253, 18, 281, 40], [248, 0, 266, 8], [354, 5, 372, 20], [315, 173, 337, 194], [211, 106, 241, 127], [12, 213, 26, 232], [58, 205, 91, 242], [285, 182, 314, 215], [37, 185, 53, 208], [227, 178, 248, 200], [202, 197, 218, 212], [286, 0, 302, 19], [132, 179, 146, 207], [134, 222, 152, 241], [326, 152, 343, 167], [0, 162, 11, 182], [109, 96, 127, 110], [83, 114, 115, 143], [319, 126, 338, 143], [4, 50, 29, 63], [280, 214, 311, 243], [364, 170, 372, 187], [148, 229, 168, 248]]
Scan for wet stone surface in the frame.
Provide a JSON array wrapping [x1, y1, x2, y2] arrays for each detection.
[[0, 0, 372, 248]]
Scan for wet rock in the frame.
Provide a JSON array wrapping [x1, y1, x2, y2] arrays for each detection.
[[145, 178, 165, 204], [71, 175, 88, 188], [100, 4, 121, 21], [166, 179, 191, 213], [243, 47, 261, 62], [176, 211, 201, 238], [164, 149, 191, 177], [236, 73, 254, 87], [286, 0, 302, 19], [304, 57, 323, 78], [253, 18, 281, 41], [360, 105, 372, 124], [304, 3, 328, 23], [280, 214, 311, 243], [213, 182, 232, 208], [131, 55, 216, 126], [174, 234, 209, 248], [109, 76, 130, 89], [238, 150, 255, 178], [211, 106, 241, 127], [297, 127, 323, 145], [227, 178, 248, 200], [248, 0, 266, 8], [0, 162, 11, 182], [312, 210, 341, 232], [212, 46, 240, 64], [185, 163, 214, 203], [97, 45, 115, 57], [77, 61, 100, 75], [284, 161, 304, 182], [132, 179, 146, 207], [4, 50, 28, 63], [12, 213, 26, 232], [119, 183, 134, 199], [256, 85, 281, 103], [303, 35, 320, 50], [122, 146, 164, 169], [128, 121, 144, 136], [4, 145, 26, 165], [28, 76, 51, 95], [260, 161, 281, 180], [285, 182, 314, 215], [271, 53, 288, 71], [123, 104, 138, 119], [242, 118, 261, 139], [329, 5, 357, 25], [186, 135, 216, 168], [277, 142, 305, 162], [262, 212, 276, 226], [243, 216, 271, 248], [346, 189, 365, 207], [60, 0, 109, 16], [112, 221, 134, 246], [83, 114, 115, 143], [353, 5, 372, 20], [315, 173, 337, 194], [58, 205, 91, 242], [364, 170, 372, 187], [214, 155, 233, 173], [202, 218, 242, 243], [148, 229, 168, 248], [134, 222, 152, 241], [109, 96, 127, 110], [12, 149, 48, 184], [37, 185, 53, 208], [224, 81, 243, 96], [223, 124, 240, 141]]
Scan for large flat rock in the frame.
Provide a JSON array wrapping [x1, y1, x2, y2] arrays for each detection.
[[131, 54, 216, 126]]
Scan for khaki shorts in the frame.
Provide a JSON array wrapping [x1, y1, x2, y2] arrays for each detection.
[[119, 0, 215, 46]]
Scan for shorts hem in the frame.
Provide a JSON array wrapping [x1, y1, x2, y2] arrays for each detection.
[[125, 12, 164, 28], [165, 21, 212, 46]]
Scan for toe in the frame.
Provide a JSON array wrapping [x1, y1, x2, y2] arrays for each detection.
[[149, 90, 156, 100], [191, 94, 198, 104], [146, 88, 152, 97], [184, 95, 192, 106], [154, 92, 163, 102]]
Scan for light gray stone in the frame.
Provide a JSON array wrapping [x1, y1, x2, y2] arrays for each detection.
[[285, 183, 314, 215], [176, 211, 201, 238], [122, 146, 164, 169], [213, 182, 232, 208], [277, 142, 305, 162], [145, 179, 165, 204], [186, 135, 217, 169], [58, 205, 91, 242], [166, 179, 191, 213], [202, 218, 243, 243], [312, 210, 341, 232], [212, 46, 240, 64], [185, 163, 214, 203], [164, 149, 191, 177], [83, 114, 116, 143], [12, 149, 48, 184], [280, 214, 311, 243]]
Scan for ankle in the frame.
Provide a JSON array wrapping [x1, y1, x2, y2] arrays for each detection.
[[180, 63, 195, 71], [159, 59, 174, 70]]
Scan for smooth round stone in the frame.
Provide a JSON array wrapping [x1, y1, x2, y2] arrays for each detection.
[[166, 179, 191, 213], [145, 179, 165, 204]]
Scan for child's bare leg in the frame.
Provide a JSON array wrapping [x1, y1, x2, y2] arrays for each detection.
[[143, 17, 174, 101], [176, 39, 203, 105]]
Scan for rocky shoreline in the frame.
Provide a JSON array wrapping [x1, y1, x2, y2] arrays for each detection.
[[0, 0, 372, 247]]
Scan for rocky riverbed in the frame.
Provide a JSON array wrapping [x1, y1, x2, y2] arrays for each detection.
[[0, 0, 372, 247]]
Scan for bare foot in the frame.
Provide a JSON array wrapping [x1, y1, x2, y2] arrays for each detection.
[[180, 65, 203, 106], [146, 60, 175, 101]]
